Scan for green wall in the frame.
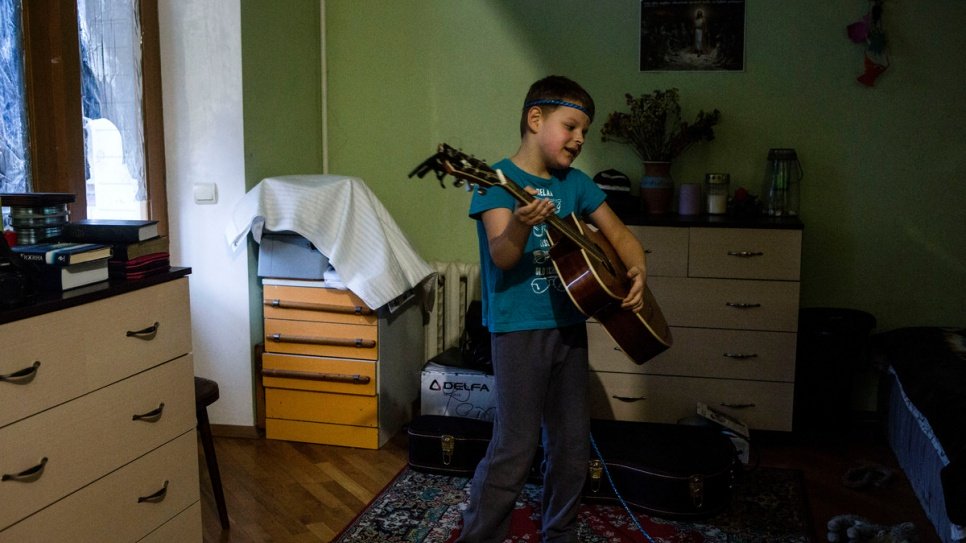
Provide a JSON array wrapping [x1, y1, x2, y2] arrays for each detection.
[[241, 0, 325, 349], [324, 0, 966, 332], [242, 0, 324, 188]]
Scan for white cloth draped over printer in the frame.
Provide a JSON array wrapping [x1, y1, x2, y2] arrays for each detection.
[[225, 175, 433, 310]]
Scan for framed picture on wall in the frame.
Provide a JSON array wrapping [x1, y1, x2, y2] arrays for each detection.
[[640, 0, 745, 72]]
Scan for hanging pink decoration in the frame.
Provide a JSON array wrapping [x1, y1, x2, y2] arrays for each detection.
[[847, 0, 889, 87]]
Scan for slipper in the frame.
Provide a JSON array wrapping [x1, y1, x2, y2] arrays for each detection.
[[842, 463, 894, 489]]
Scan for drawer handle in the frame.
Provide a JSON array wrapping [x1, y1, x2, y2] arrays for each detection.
[[265, 299, 373, 315], [725, 302, 761, 309], [138, 480, 169, 503], [0, 361, 40, 384], [261, 368, 371, 384], [611, 394, 647, 403], [132, 402, 165, 422], [727, 251, 764, 258], [2, 457, 48, 483], [720, 402, 755, 409], [644, 249, 653, 254], [268, 333, 376, 348], [126, 321, 160, 340], [723, 353, 758, 360]]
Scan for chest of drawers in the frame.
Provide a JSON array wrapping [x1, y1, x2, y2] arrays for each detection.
[[589, 221, 803, 431], [262, 284, 423, 449], [0, 272, 201, 541]]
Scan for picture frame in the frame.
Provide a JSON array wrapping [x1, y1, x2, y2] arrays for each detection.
[[640, 0, 746, 72]]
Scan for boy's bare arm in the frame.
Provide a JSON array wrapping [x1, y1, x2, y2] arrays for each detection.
[[482, 193, 555, 270], [588, 202, 647, 311]]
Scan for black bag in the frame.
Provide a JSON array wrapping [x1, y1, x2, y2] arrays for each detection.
[[584, 420, 738, 519], [459, 300, 491, 371]]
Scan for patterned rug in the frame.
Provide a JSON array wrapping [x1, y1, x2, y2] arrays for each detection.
[[333, 467, 810, 542]]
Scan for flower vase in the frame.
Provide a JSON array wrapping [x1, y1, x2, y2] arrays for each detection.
[[640, 161, 674, 215]]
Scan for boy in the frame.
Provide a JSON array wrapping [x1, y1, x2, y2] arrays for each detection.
[[456, 76, 648, 543]]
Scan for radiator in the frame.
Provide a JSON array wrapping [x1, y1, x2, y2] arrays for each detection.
[[426, 261, 481, 361]]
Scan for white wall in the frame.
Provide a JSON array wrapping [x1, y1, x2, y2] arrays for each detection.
[[158, 0, 254, 426]]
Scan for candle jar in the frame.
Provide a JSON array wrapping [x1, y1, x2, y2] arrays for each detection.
[[705, 173, 730, 214]]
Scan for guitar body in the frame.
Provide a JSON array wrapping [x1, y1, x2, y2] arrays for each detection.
[[410, 143, 673, 365], [548, 214, 672, 365]]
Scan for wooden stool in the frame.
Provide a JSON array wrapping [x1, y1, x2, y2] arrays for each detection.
[[195, 376, 229, 529]]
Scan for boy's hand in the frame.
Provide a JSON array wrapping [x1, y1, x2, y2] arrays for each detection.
[[514, 187, 556, 226], [621, 265, 646, 312]]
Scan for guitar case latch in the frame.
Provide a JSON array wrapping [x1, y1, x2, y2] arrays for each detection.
[[440, 435, 455, 466], [588, 459, 603, 493], [689, 474, 705, 509]]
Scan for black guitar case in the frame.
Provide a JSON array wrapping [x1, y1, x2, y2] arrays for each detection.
[[584, 419, 738, 519], [407, 415, 493, 476], [407, 415, 543, 481]]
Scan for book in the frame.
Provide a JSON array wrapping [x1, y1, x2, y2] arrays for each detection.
[[12, 242, 112, 266], [109, 252, 170, 280], [64, 219, 160, 243], [35, 258, 110, 291], [111, 235, 169, 261]]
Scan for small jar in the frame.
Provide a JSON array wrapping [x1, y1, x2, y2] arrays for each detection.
[[705, 173, 730, 214]]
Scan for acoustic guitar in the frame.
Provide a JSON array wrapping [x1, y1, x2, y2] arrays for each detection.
[[409, 143, 672, 365]]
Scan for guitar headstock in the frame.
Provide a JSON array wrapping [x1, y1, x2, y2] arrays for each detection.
[[408, 143, 505, 194]]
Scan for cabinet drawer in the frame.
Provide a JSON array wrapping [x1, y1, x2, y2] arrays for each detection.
[[589, 323, 797, 381], [264, 318, 378, 360], [265, 387, 377, 427], [628, 226, 688, 277], [139, 502, 202, 543], [689, 228, 801, 280], [0, 278, 192, 428], [0, 431, 200, 543], [588, 373, 794, 431], [649, 277, 800, 332], [262, 353, 376, 395], [265, 418, 379, 449], [0, 356, 195, 530], [263, 285, 376, 325]]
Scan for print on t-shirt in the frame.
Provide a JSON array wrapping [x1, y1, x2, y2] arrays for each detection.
[[529, 189, 565, 296]]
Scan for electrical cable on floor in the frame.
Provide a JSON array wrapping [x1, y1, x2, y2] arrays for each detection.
[[589, 432, 657, 543]]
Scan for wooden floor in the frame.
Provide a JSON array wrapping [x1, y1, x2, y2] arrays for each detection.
[[198, 420, 942, 543]]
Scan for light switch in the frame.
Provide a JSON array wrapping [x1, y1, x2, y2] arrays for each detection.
[[193, 182, 218, 204]]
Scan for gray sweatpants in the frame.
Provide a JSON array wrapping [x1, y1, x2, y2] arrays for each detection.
[[456, 324, 590, 543]]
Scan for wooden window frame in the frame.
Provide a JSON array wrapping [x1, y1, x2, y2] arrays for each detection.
[[20, 0, 168, 236]]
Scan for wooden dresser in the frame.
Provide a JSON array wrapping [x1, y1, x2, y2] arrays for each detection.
[[0, 270, 201, 542], [261, 283, 423, 449], [588, 216, 803, 431]]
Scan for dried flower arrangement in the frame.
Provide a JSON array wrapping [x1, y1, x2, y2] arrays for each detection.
[[600, 88, 721, 162]]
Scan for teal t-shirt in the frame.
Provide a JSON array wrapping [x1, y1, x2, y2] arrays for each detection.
[[469, 159, 606, 333]]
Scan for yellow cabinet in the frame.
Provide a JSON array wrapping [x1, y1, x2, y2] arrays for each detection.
[[261, 283, 423, 449]]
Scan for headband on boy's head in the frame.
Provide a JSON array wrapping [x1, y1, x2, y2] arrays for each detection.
[[524, 99, 591, 118]]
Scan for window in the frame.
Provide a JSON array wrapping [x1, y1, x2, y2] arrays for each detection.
[[0, 0, 29, 195], [0, 0, 167, 234]]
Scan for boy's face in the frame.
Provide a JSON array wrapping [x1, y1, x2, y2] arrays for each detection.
[[532, 105, 591, 171]]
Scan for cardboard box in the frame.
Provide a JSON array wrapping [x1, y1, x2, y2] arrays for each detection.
[[257, 231, 329, 279], [420, 358, 496, 421]]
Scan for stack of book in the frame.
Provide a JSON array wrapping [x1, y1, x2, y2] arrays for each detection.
[[12, 242, 113, 290], [63, 219, 170, 280]]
